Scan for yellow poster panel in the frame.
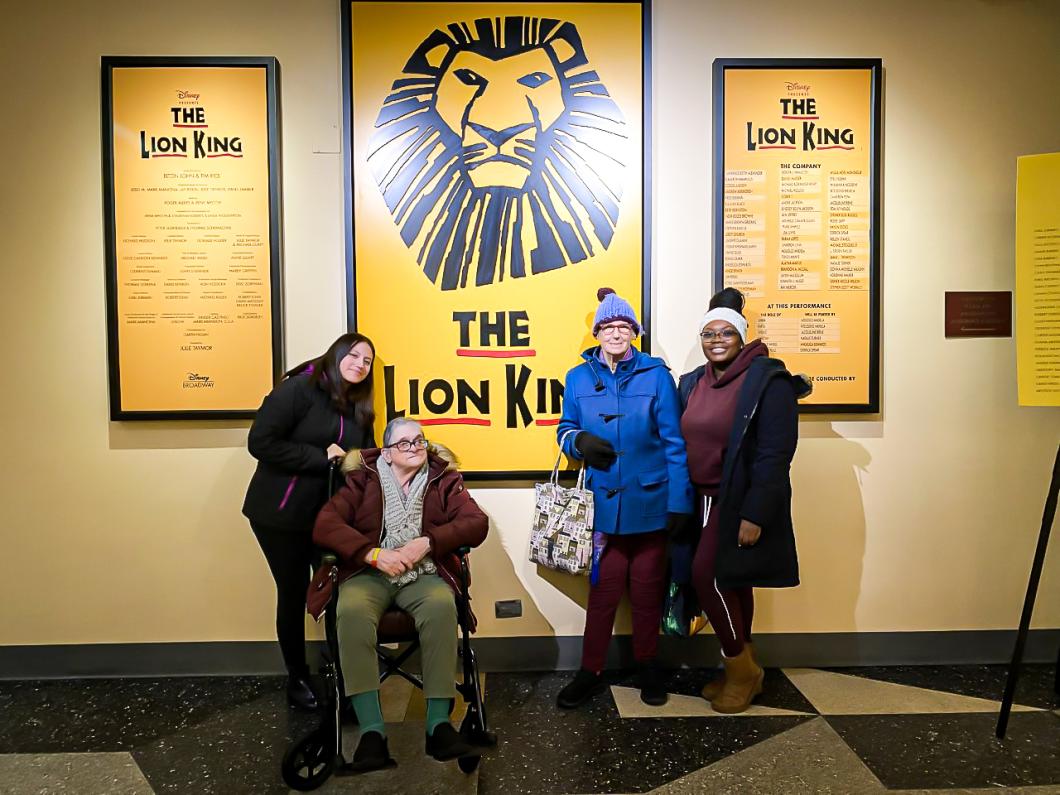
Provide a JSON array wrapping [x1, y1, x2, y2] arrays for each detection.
[[1016, 153, 1060, 406], [105, 61, 279, 417], [348, 3, 645, 474], [717, 62, 880, 411]]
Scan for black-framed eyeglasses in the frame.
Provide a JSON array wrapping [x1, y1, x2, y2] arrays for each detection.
[[700, 329, 741, 342], [385, 436, 429, 452]]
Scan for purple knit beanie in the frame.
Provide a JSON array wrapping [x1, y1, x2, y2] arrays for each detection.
[[592, 287, 641, 335]]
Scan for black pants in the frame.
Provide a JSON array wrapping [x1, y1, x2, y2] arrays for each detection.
[[251, 521, 313, 675]]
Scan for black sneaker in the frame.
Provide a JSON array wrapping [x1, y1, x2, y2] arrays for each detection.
[[557, 669, 605, 709], [286, 674, 319, 711], [425, 722, 474, 761], [637, 662, 668, 706], [349, 730, 394, 772]]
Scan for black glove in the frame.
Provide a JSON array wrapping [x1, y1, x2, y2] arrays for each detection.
[[666, 512, 696, 542], [574, 432, 617, 469]]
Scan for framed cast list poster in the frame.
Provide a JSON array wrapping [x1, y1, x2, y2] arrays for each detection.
[[343, 2, 650, 477], [713, 59, 882, 413], [102, 57, 283, 420]]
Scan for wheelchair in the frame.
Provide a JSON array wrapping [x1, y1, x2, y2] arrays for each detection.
[[281, 466, 496, 791]]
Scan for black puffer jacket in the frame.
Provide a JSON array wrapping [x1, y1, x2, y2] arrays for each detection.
[[242, 374, 374, 531], [678, 357, 811, 588]]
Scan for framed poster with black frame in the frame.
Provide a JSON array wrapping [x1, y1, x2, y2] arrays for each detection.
[[342, 1, 652, 478], [713, 58, 882, 414], [101, 56, 284, 421]]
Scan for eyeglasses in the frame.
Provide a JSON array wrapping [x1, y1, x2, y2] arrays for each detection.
[[385, 437, 429, 452], [599, 323, 634, 336], [699, 329, 741, 342]]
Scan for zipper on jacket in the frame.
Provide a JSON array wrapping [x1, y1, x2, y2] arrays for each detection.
[[278, 476, 298, 510]]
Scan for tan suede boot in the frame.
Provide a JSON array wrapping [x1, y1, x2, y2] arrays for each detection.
[[710, 646, 764, 714], [701, 641, 756, 701]]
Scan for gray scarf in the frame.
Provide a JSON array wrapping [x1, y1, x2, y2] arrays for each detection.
[[377, 458, 435, 586]]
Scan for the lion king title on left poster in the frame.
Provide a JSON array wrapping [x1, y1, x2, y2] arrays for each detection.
[[346, 2, 648, 476], [102, 58, 283, 419]]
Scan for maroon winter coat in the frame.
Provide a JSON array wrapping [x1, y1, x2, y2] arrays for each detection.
[[307, 445, 488, 620]]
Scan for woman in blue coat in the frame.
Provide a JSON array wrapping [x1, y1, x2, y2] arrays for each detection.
[[555, 288, 693, 709]]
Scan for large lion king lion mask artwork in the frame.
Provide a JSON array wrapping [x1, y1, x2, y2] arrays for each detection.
[[368, 16, 628, 290]]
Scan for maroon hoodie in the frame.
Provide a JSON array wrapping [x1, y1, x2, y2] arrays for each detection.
[[680, 339, 769, 490]]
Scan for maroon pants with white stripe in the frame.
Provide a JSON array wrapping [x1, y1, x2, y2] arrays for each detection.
[[581, 529, 669, 673], [692, 493, 754, 657]]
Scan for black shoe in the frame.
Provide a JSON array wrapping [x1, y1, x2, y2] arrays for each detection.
[[637, 662, 668, 706], [425, 722, 474, 762], [349, 730, 394, 772], [557, 669, 605, 710], [286, 674, 319, 710]]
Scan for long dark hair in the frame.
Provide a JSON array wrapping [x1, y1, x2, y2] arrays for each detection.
[[284, 333, 376, 429]]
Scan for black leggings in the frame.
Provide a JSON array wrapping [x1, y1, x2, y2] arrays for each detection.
[[251, 521, 313, 675]]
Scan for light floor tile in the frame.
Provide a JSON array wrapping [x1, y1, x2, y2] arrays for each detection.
[[0, 752, 153, 795], [610, 685, 811, 719], [649, 717, 884, 794], [784, 668, 1042, 715], [378, 675, 414, 723]]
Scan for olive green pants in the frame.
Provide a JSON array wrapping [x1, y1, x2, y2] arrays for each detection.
[[335, 571, 457, 699]]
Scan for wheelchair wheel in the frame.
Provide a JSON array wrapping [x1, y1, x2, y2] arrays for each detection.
[[457, 754, 481, 774], [281, 728, 336, 791]]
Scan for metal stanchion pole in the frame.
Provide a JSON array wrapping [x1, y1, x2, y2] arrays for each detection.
[[996, 443, 1060, 740]]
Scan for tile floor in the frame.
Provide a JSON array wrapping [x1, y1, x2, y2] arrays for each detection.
[[0, 664, 1057, 794]]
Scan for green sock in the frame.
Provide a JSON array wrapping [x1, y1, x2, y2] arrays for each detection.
[[425, 697, 451, 736], [349, 691, 385, 737]]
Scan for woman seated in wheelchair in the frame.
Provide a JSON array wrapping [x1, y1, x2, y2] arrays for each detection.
[[312, 417, 488, 771]]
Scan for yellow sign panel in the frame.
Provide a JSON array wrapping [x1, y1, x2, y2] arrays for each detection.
[[347, 3, 646, 474], [1016, 153, 1060, 406], [716, 61, 881, 412], [104, 60, 280, 418]]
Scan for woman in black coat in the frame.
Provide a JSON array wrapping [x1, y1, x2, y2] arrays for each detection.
[[677, 288, 809, 714], [243, 333, 376, 708]]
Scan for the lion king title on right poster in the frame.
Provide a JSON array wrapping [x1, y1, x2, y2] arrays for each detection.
[[344, 2, 647, 476], [714, 59, 882, 413]]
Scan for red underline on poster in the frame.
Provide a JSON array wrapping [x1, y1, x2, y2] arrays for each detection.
[[419, 418, 492, 426], [815, 145, 855, 150], [152, 154, 187, 158], [782, 115, 819, 120], [207, 153, 243, 158], [173, 124, 209, 128], [759, 146, 797, 150], [534, 419, 561, 426], [456, 348, 537, 358]]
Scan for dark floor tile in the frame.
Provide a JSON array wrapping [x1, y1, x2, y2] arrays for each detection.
[[0, 676, 292, 754], [477, 672, 812, 794], [132, 689, 318, 794], [827, 711, 1060, 790], [826, 664, 1059, 711], [664, 667, 818, 714]]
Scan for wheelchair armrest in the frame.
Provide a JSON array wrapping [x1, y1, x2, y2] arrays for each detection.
[[455, 546, 472, 558]]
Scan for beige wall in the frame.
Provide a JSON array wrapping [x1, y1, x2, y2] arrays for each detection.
[[1, 0, 1058, 648]]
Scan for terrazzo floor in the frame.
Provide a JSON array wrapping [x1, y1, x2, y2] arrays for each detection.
[[0, 664, 1057, 794]]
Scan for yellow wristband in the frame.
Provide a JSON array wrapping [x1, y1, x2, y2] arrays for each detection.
[[369, 548, 381, 567]]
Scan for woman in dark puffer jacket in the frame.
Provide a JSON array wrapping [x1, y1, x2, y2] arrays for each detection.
[[242, 333, 376, 709]]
